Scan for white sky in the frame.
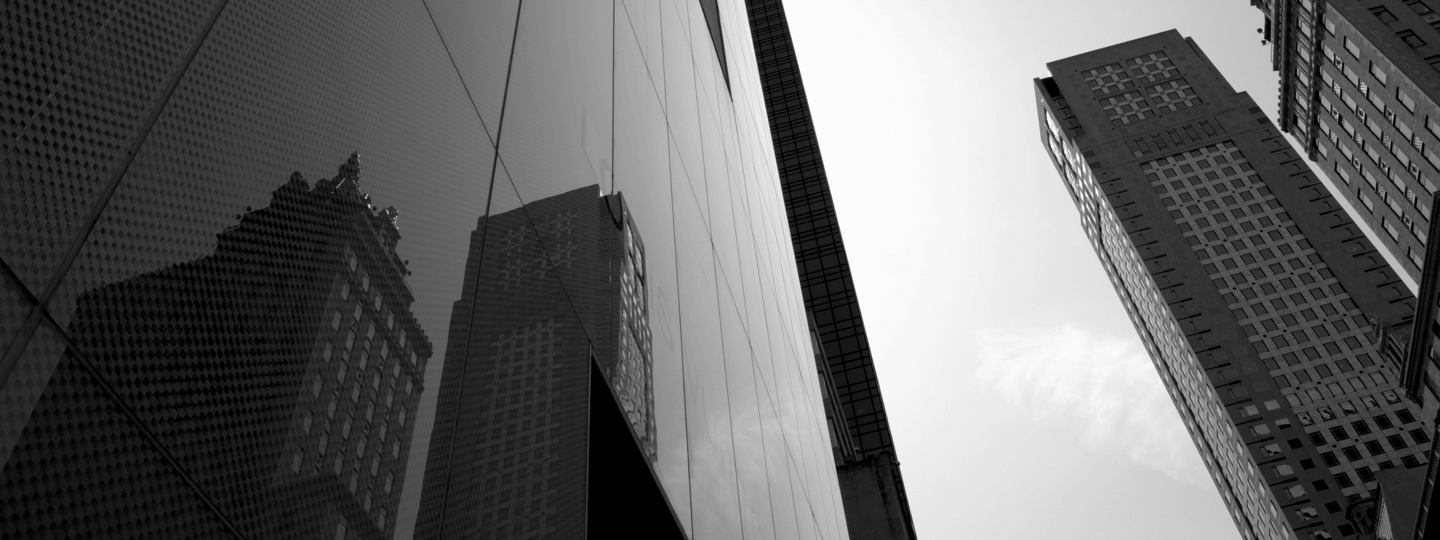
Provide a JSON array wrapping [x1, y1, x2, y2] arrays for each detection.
[[779, 1, 1300, 538]]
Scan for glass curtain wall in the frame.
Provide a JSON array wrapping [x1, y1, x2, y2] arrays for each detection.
[[0, 0, 847, 538]]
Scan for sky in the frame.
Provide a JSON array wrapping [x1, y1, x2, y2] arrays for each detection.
[[776, 0, 1317, 538]]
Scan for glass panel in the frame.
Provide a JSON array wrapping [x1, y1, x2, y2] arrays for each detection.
[[0, 0, 224, 293], [790, 455, 820, 540], [0, 269, 35, 361], [722, 292, 777, 540], [616, 16, 693, 532], [424, 0, 520, 145], [496, 0, 614, 218], [664, 0, 707, 226], [0, 322, 237, 538], [675, 136, 743, 538], [621, 0, 666, 102], [760, 376, 800, 539]]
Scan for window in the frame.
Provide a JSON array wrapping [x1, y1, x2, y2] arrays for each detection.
[[1335, 472, 1355, 487], [1388, 434, 1409, 449], [1357, 466, 1376, 481], [1409, 0, 1436, 15], [1322, 451, 1339, 466], [1352, 420, 1372, 435], [1400, 30, 1427, 48], [1365, 440, 1385, 455], [1399, 88, 1418, 112], [1371, 62, 1389, 85], [1372, 6, 1399, 23], [1376, 414, 1395, 429], [1345, 36, 1362, 58]]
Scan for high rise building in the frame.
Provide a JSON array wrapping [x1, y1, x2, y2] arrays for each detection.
[[0, 1, 853, 538], [0, 155, 431, 539], [745, 1, 918, 538], [1037, 30, 1433, 540]]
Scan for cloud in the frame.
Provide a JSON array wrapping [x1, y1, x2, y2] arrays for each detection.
[[974, 326, 1211, 488]]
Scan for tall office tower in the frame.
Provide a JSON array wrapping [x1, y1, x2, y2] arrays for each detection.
[[0, 155, 431, 539], [414, 185, 666, 538], [0, 1, 852, 538], [745, 1, 918, 538], [1037, 31, 1436, 540]]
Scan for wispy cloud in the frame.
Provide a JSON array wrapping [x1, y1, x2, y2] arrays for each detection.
[[974, 326, 1211, 488]]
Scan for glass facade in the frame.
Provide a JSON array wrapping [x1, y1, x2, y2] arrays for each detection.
[[0, 0, 848, 538]]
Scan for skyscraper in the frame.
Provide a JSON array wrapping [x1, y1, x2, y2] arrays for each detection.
[[745, 1, 918, 538], [0, 155, 431, 539], [1038, 30, 1433, 540]]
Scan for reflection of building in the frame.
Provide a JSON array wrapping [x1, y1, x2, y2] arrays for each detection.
[[746, 1, 918, 538], [1038, 31, 1434, 540], [415, 185, 668, 539], [0, 154, 430, 540]]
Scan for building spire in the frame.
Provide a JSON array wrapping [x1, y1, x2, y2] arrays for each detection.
[[337, 152, 361, 184]]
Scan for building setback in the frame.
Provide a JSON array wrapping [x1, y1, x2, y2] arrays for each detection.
[[0, 155, 432, 539], [745, 1, 917, 538], [1037, 31, 1433, 540]]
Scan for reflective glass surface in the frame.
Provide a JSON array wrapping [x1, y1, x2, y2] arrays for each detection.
[[0, 0, 847, 538]]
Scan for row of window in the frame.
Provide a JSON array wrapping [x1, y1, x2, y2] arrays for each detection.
[[1143, 145, 1308, 539]]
